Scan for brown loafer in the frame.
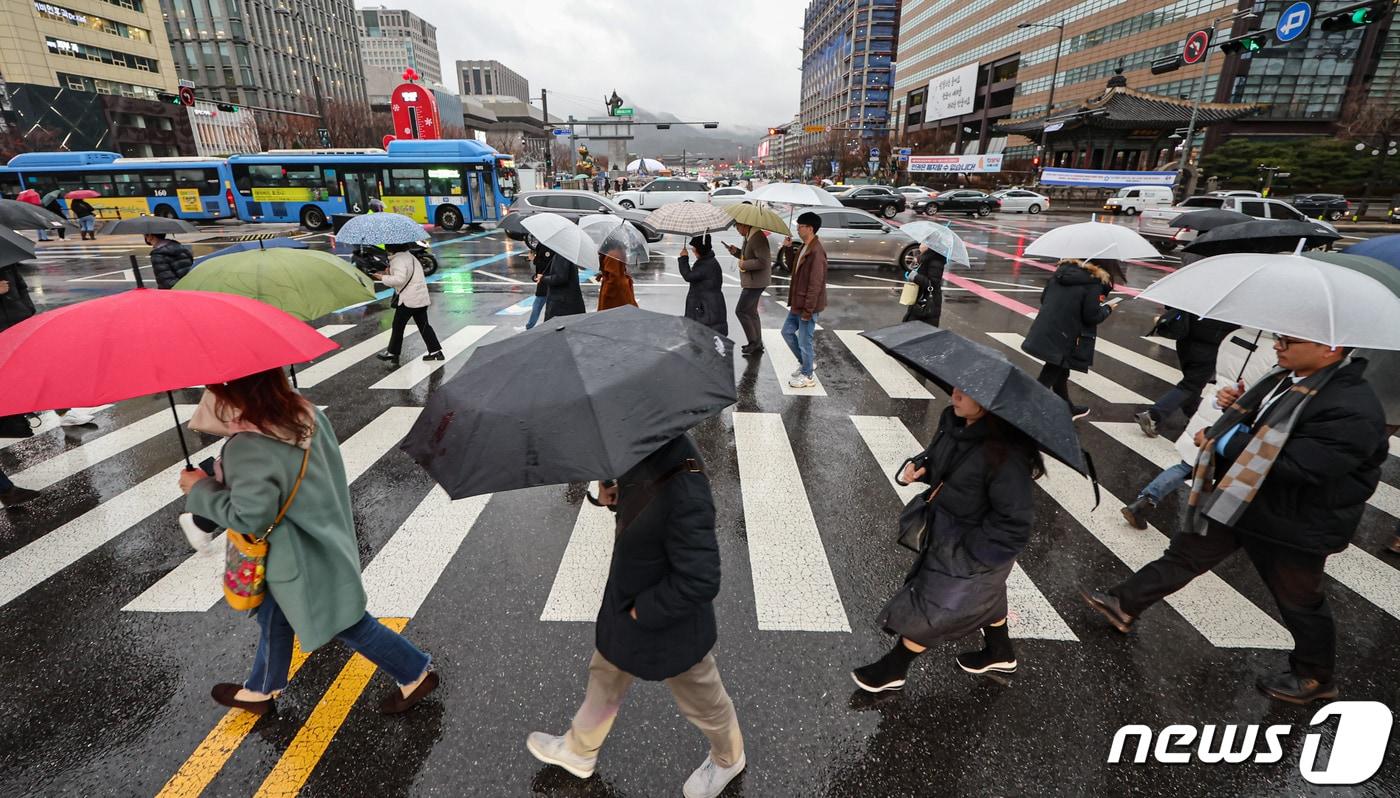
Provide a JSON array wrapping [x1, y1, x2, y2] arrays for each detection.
[[1079, 589, 1136, 634], [211, 683, 274, 716], [381, 670, 439, 715]]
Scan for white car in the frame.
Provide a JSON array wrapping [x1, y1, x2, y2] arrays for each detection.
[[613, 178, 712, 210], [992, 189, 1050, 214], [896, 185, 939, 200], [709, 187, 752, 207]]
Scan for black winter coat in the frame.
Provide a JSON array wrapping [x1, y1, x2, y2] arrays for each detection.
[[877, 408, 1036, 646], [1021, 261, 1113, 371], [1219, 360, 1387, 554], [0, 263, 36, 331], [902, 248, 946, 326], [543, 253, 586, 319], [1175, 316, 1238, 391], [677, 252, 728, 335], [531, 246, 551, 298], [595, 434, 721, 680], [151, 239, 194, 289], [70, 198, 95, 219]]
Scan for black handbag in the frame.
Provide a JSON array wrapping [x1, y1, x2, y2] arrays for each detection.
[[894, 447, 975, 553], [1148, 307, 1192, 341]]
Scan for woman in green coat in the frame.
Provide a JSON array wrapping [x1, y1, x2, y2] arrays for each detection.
[[178, 368, 439, 716]]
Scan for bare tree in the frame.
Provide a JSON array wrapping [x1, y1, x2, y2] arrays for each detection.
[[1338, 96, 1400, 215]]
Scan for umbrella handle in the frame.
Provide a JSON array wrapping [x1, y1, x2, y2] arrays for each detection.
[[166, 391, 193, 470], [129, 254, 145, 289], [584, 489, 618, 513], [1082, 448, 1100, 511]]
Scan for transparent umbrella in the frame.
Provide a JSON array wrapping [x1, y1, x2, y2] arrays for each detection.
[[898, 220, 971, 268], [579, 216, 650, 266]]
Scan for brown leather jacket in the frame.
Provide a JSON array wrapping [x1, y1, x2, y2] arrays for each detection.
[[788, 236, 828, 318]]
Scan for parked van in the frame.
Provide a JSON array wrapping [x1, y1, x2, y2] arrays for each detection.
[[1104, 185, 1174, 215]]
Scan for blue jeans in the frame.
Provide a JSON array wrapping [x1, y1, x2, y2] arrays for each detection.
[[781, 311, 818, 377], [245, 595, 430, 692], [79, 216, 96, 232], [1140, 461, 1192, 504], [525, 294, 546, 329]]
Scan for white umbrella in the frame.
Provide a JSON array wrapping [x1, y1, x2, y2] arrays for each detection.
[[520, 212, 597, 269], [1025, 221, 1160, 261], [1138, 252, 1400, 349], [626, 158, 665, 174], [579, 215, 650, 266], [898, 220, 971, 268], [748, 182, 842, 207]]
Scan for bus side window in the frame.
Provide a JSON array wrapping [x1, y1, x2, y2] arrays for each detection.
[[144, 171, 174, 196], [115, 172, 145, 197], [388, 167, 427, 196], [84, 173, 116, 196], [427, 166, 461, 197]]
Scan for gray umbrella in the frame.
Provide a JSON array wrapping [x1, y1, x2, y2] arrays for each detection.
[[0, 199, 68, 232], [1168, 209, 1251, 231], [103, 216, 200, 236], [41, 189, 64, 207], [401, 306, 737, 499], [0, 226, 37, 267], [1182, 219, 1339, 256]]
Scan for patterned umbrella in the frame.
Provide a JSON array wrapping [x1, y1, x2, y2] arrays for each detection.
[[643, 203, 733, 236], [335, 212, 428, 245]]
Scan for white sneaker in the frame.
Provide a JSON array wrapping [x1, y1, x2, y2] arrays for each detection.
[[790, 367, 803, 379], [683, 751, 747, 798], [58, 409, 97, 426], [788, 373, 816, 389], [525, 731, 596, 779], [179, 513, 217, 552]]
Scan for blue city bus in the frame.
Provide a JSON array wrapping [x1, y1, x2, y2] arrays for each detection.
[[227, 139, 509, 230], [0, 151, 236, 221]]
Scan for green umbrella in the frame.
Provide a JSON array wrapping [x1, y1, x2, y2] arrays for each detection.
[[724, 202, 790, 236], [1305, 251, 1400, 298], [173, 247, 375, 321]]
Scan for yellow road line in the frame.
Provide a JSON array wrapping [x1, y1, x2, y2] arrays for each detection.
[[252, 618, 411, 798], [156, 641, 310, 798]]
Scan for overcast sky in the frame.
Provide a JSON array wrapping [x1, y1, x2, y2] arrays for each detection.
[[355, 0, 807, 131]]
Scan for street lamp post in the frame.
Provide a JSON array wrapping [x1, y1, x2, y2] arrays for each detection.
[[1018, 20, 1065, 176], [1179, 8, 1256, 192]]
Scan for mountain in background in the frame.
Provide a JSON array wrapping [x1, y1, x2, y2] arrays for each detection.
[[571, 104, 771, 165]]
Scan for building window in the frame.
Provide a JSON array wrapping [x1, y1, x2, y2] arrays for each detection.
[[35, 1, 151, 42], [55, 72, 160, 100], [46, 38, 160, 72]]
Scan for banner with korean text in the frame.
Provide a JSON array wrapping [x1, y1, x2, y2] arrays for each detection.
[[907, 154, 1003, 174], [1040, 168, 1178, 187]]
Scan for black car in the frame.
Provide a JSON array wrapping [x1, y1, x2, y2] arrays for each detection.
[[1291, 193, 1351, 222], [502, 190, 663, 243], [835, 186, 906, 219], [929, 190, 1001, 217]]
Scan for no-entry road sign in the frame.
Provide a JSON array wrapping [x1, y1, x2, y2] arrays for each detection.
[[1183, 29, 1210, 64]]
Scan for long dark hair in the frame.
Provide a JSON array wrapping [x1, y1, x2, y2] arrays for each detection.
[[981, 413, 1046, 480], [207, 368, 313, 444]]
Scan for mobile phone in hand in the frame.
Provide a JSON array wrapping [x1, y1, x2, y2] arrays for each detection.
[[198, 457, 217, 477], [1105, 297, 1125, 308]]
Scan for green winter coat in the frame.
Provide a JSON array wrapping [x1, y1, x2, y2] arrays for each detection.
[[186, 407, 366, 651]]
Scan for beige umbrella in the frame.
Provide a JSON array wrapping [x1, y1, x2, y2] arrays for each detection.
[[724, 202, 790, 236]]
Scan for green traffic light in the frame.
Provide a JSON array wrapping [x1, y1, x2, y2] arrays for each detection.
[[1243, 36, 1264, 52], [1352, 8, 1375, 24]]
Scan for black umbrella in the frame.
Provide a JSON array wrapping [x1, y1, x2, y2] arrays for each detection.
[[1168, 209, 1251, 231], [0, 226, 37, 267], [1182, 219, 1339, 257], [103, 216, 200, 236], [0, 199, 68, 232], [861, 323, 1089, 476], [401, 306, 737, 499]]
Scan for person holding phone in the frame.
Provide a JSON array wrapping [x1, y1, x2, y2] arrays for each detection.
[[727, 223, 770, 355], [1020, 258, 1118, 420]]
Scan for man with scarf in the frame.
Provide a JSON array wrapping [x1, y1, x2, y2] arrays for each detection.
[[1081, 334, 1387, 704]]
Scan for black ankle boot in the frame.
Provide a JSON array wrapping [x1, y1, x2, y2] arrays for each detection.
[[852, 641, 920, 693], [956, 622, 1017, 675], [1121, 495, 1155, 530]]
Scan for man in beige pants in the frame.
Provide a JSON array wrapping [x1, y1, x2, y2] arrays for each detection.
[[527, 433, 745, 798]]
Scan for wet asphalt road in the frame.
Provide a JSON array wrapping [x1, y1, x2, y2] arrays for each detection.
[[1, 210, 1398, 797]]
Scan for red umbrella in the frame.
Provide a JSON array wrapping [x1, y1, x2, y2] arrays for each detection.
[[65, 189, 100, 200], [0, 289, 338, 466], [16, 189, 40, 205]]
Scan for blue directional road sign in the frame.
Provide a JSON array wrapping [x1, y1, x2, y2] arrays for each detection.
[[1276, 1, 1312, 42], [552, 128, 571, 136], [870, 147, 880, 157]]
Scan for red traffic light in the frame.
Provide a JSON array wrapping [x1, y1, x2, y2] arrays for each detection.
[[178, 86, 195, 107]]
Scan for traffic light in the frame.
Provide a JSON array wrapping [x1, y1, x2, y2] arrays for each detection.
[[703, 122, 718, 129], [1032, 155, 1041, 168], [1320, 1, 1388, 32], [655, 124, 671, 130], [1151, 56, 1183, 75], [157, 92, 181, 105], [1218, 30, 1269, 54], [215, 102, 238, 112]]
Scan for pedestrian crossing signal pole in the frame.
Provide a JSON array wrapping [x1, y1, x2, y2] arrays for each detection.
[[1181, 8, 1257, 196]]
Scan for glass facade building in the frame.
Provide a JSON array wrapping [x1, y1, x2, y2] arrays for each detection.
[[798, 0, 902, 161]]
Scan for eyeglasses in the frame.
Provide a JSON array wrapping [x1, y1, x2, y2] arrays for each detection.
[[1274, 335, 1310, 350]]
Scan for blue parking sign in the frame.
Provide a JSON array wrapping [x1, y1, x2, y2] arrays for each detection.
[[1275, 1, 1312, 43]]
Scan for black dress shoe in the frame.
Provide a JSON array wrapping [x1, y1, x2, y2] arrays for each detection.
[[1080, 589, 1135, 633], [381, 670, 439, 714], [375, 351, 399, 363], [421, 351, 445, 361], [211, 683, 274, 716], [0, 486, 40, 508], [1121, 496, 1154, 530], [1256, 671, 1338, 705]]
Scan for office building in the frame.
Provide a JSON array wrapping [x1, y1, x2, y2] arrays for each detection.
[[798, 0, 901, 170], [457, 59, 529, 102], [0, 0, 194, 155], [893, 0, 1399, 161], [357, 5, 441, 86], [159, 0, 367, 114]]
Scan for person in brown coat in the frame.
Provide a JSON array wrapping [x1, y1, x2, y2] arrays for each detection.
[[781, 211, 827, 388], [596, 247, 638, 311], [724, 223, 770, 356]]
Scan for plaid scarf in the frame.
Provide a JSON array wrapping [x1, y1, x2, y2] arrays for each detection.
[[1186, 359, 1348, 534]]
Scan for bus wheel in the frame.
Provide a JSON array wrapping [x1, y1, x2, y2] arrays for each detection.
[[153, 204, 177, 219], [437, 205, 464, 231], [300, 206, 327, 230]]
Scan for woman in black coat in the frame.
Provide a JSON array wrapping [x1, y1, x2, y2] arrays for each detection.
[[902, 246, 946, 327], [1137, 314, 1238, 436], [542, 247, 586, 320], [1020, 259, 1116, 418], [677, 234, 728, 335], [852, 389, 1043, 692]]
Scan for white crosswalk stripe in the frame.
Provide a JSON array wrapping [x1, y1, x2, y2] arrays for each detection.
[[985, 332, 1151, 404], [761, 329, 825, 395], [540, 500, 617, 622], [123, 408, 422, 613], [6, 405, 195, 491], [295, 328, 418, 388], [1094, 421, 1400, 623], [364, 488, 492, 618], [733, 411, 849, 632], [834, 331, 933, 400], [1092, 338, 1183, 384], [849, 414, 1078, 641], [370, 325, 495, 390]]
